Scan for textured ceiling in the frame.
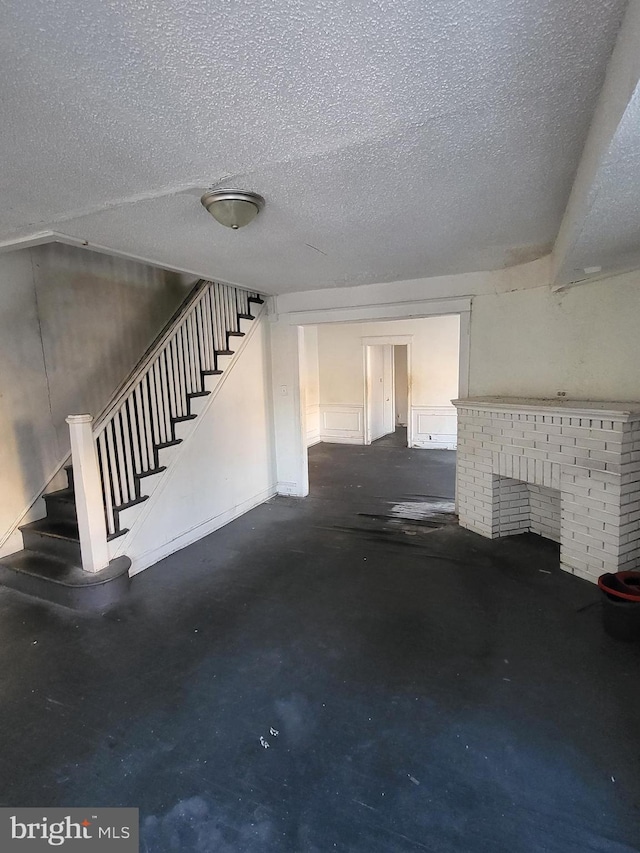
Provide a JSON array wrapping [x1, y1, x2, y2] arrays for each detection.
[[0, 0, 628, 293], [559, 84, 640, 283]]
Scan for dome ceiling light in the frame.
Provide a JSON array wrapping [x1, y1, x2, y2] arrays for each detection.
[[200, 189, 265, 230]]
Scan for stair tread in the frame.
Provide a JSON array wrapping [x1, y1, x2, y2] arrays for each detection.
[[156, 438, 182, 450], [20, 518, 79, 542], [138, 465, 166, 479], [228, 331, 245, 337], [215, 349, 234, 356], [0, 550, 130, 588], [113, 495, 148, 512], [238, 313, 255, 320], [43, 488, 75, 504]]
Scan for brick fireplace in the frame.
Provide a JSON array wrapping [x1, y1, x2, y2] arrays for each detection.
[[452, 398, 640, 583]]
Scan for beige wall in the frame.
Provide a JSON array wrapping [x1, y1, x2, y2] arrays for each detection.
[[316, 316, 459, 447], [394, 345, 408, 425], [317, 316, 460, 407], [0, 243, 195, 555], [469, 270, 640, 401]]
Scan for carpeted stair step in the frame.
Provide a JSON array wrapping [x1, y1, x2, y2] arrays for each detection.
[[0, 550, 131, 611], [43, 488, 77, 523], [64, 464, 74, 491], [19, 518, 81, 563]]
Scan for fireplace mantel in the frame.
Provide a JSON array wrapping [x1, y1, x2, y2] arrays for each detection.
[[452, 397, 640, 584], [453, 397, 640, 420]]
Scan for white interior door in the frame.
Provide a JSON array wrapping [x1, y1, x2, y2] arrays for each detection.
[[382, 345, 395, 435], [365, 345, 385, 443]]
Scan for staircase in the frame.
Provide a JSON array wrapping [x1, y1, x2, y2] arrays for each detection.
[[0, 281, 264, 611]]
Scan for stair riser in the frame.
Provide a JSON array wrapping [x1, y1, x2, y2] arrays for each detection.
[[64, 466, 74, 491], [22, 530, 81, 563], [43, 498, 77, 524]]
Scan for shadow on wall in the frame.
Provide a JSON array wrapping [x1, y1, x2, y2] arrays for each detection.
[[32, 245, 196, 451]]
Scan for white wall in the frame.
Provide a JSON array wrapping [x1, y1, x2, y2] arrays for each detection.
[[0, 243, 194, 556], [469, 269, 640, 401], [276, 255, 640, 405], [112, 317, 277, 575], [316, 316, 460, 447], [301, 326, 320, 446], [394, 346, 408, 425]]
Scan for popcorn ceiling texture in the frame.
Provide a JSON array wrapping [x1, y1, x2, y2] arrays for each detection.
[[564, 86, 640, 277], [0, 0, 627, 292]]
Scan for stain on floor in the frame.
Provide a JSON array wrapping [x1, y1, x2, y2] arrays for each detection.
[[0, 432, 639, 852]]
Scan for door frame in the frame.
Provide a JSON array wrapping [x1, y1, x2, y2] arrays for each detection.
[[271, 296, 470, 496], [362, 335, 413, 446]]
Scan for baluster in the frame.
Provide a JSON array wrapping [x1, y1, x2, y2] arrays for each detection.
[[188, 309, 201, 390], [118, 403, 136, 502], [185, 309, 196, 390], [204, 292, 215, 368], [165, 338, 179, 421], [105, 420, 123, 509], [132, 384, 148, 473], [128, 388, 144, 475], [195, 299, 209, 374], [175, 327, 187, 413], [140, 375, 155, 470], [211, 285, 222, 351], [223, 286, 232, 336], [97, 431, 116, 536], [159, 347, 173, 441]]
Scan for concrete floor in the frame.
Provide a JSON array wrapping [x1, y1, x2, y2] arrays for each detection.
[[1, 435, 639, 852]]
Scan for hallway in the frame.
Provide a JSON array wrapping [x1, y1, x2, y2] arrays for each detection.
[[0, 443, 639, 851]]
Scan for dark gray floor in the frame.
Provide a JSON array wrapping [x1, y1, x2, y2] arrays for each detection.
[[1, 435, 639, 852]]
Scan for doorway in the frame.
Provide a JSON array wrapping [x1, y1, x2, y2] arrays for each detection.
[[394, 345, 409, 429], [363, 337, 412, 447]]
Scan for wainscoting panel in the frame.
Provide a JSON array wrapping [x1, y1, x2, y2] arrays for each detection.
[[319, 404, 364, 444], [411, 406, 457, 449]]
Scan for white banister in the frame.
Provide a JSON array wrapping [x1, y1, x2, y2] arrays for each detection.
[[66, 414, 110, 574], [89, 281, 264, 538]]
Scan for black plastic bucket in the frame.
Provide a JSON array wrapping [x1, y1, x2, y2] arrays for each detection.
[[598, 572, 640, 641]]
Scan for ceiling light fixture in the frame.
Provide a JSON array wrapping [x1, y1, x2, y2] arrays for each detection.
[[200, 189, 265, 230]]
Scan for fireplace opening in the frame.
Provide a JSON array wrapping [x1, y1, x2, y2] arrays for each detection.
[[494, 475, 560, 542]]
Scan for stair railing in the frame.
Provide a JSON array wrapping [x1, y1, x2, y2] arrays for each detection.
[[67, 280, 263, 570]]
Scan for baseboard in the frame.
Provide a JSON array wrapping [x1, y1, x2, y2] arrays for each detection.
[[128, 484, 277, 576], [277, 481, 309, 496], [307, 435, 322, 447], [318, 435, 363, 445], [411, 438, 457, 450]]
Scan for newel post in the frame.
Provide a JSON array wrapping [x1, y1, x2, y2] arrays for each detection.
[[66, 414, 110, 574]]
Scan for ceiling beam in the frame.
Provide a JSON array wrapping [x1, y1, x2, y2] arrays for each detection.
[[551, 0, 640, 290]]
